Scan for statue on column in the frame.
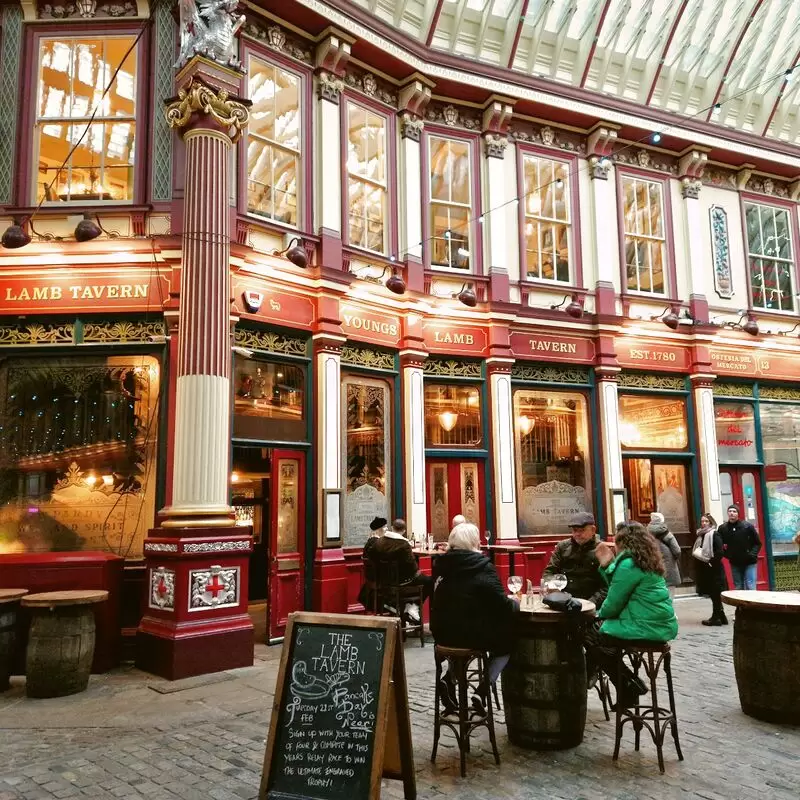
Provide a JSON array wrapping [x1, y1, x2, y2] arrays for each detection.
[[176, 0, 246, 70]]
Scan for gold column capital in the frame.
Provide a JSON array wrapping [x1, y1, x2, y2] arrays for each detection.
[[165, 77, 250, 143]]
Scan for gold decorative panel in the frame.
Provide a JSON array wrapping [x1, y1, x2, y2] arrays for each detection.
[[759, 385, 800, 401], [617, 373, 685, 391], [234, 327, 307, 357], [423, 358, 482, 378], [340, 344, 395, 371], [712, 382, 754, 397], [511, 364, 590, 384], [0, 323, 74, 345], [83, 320, 166, 344]]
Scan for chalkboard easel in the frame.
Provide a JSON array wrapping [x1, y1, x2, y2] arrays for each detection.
[[260, 612, 416, 800]]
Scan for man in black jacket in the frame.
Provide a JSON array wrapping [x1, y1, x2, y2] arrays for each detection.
[[718, 504, 761, 590]]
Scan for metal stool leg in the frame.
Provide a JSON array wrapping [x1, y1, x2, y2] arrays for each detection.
[[456, 659, 469, 776], [431, 654, 442, 764], [665, 652, 684, 761], [482, 655, 501, 766], [613, 649, 624, 761]]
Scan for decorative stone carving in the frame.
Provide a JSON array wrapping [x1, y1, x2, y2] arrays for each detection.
[[176, 0, 245, 70], [636, 149, 651, 168], [362, 74, 377, 96], [425, 101, 481, 130], [188, 564, 239, 610], [736, 164, 755, 191], [678, 149, 708, 180], [710, 205, 733, 299], [37, 1, 137, 18], [398, 78, 432, 118], [681, 178, 702, 199], [183, 540, 251, 552], [165, 77, 249, 141], [484, 133, 508, 158], [241, 20, 312, 63], [589, 155, 612, 181], [443, 105, 459, 126], [540, 126, 555, 146], [149, 567, 176, 611], [763, 178, 775, 195], [317, 70, 345, 103], [144, 542, 179, 553], [400, 113, 424, 142], [342, 68, 397, 105]]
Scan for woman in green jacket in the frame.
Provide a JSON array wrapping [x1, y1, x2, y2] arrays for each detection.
[[587, 521, 678, 707]]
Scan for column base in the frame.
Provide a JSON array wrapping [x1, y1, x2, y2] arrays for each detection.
[[312, 547, 349, 614]]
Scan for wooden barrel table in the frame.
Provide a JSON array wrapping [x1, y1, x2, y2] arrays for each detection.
[[501, 598, 595, 750], [722, 590, 800, 724], [0, 589, 28, 690], [22, 590, 109, 699]]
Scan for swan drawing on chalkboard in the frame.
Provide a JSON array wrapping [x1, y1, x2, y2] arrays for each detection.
[[290, 661, 350, 699]]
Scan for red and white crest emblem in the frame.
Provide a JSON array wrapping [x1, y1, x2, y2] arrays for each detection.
[[243, 290, 263, 312]]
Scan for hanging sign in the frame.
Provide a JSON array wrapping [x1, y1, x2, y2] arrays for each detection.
[[422, 321, 487, 355], [509, 331, 595, 363], [260, 613, 415, 800], [615, 339, 690, 371], [233, 276, 315, 329]]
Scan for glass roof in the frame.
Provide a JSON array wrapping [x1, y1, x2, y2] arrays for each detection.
[[355, 0, 800, 143]]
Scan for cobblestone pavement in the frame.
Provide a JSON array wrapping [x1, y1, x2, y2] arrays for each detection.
[[1, 597, 798, 800]]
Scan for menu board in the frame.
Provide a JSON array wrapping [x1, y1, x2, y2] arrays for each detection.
[[260, 613, 415, 800]]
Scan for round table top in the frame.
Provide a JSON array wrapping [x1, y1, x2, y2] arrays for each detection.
[[486, 544, 535, 552], [515, 597, 596, 618], [0, 589, 28, 603], [722, 590, 800, 612], [22, 590, 109, 608]]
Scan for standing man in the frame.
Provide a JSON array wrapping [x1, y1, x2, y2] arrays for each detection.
[[542, 512, 607, 606], [718, 505, 761, 590]]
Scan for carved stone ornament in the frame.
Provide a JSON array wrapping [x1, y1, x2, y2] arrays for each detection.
[[149, 567, 176, 611], [165, 77, 249, 142], [681, 178, 702, 199], [589, 155, 611, 181], [189, 564, 239, 610], [37, 1, 137, 19], [636, 149, 651, 168], [317, 70, 345, 103], [540, 126, 555, 146], [400, 113, 424, 142], [176, 0, 245, 70], [443, 104, 459, 126], [484, 133, 508, 159]]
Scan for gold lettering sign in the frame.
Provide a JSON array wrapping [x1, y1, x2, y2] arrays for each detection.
[[434, 331, 474, 345], [4, 284, 148, 302], [528, 338, 578, 354], [341, 313, 399, 337]]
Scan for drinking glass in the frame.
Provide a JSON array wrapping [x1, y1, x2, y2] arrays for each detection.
[[552, 573, 568, 592], [507, 575, 523, 597]]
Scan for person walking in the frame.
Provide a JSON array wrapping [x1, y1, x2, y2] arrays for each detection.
[[717, 505, 761, 590], [648, 512, 682, 596], [692, 513, 728, 626]]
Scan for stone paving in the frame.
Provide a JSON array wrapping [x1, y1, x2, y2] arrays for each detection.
[[1, 597, 799, 800]]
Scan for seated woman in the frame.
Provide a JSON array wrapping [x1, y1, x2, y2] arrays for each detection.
[[431, 522, 517, 715], [589, 521, 679, 708]]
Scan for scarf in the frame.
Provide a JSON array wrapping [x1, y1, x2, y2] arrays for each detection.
[[701, 527, 716, 561]]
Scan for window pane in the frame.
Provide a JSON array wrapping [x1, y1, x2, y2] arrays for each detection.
[[619, 394, 688, 450], [0, 356, 158, 557], [555, 224, 569, 282], [745, 205, 762, 254], [775, 209, 790, 258], [449, 140, 470, 205], [762, 207, 777, 257], [635, 181, 649, 235], [233, 355, 305, 441], [623, 178, 636, 233], [540, 160, 554, 217], [429, 137, 451, 202], [541, 225, 555, 280], [648, 182, 663, 237], [424, 384, 482, 447], [650, 241, 664, 293], [637, 241, 651, 292], [554, 162, 568, 221], [342, 378, 391, 549], [714, 402, 757, 463], [513, 389, 592, 537]]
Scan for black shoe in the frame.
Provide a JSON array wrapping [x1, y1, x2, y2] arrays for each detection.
[[627, 674, 648, 695], [719, 615, 728, 625], [587, 665, 599, 690], [702, 617, 723, 627], [438, 678, 458, 714], [470, 694, 487, 718]]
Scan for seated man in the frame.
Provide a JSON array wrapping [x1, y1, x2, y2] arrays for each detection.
[[357, 516, 387, 610], [541, 511, 607, 607], [368, 518, 432, 622]]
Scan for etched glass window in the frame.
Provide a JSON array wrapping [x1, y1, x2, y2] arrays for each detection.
[[36, 37, 137, 203], [424, 384, 482, 447], [346, 103, 387, 253], [744, 203, 795, 311], [247, 57, 301, 226], [342, 377, 391, 548], [0, 356, 159, 557], [619, 394, 688, 450], [429, 136, 472, 270], [522, 154, 570, 282], [513, 389, 592, 537], [621, 176, 666, 294]]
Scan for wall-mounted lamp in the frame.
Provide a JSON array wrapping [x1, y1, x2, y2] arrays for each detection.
[[516, 415, 535, 436], [438, 410, 459, 432], [778, 321, 800, 337], [350, 264, 406, 295], [273, 237, 309, 269], [731, 311, 759, 336], [550, 294, 583, 318], [74, 214, 117, 243], [1, 214, 117, 248], [1, 217, 31, 249], [651, 305, 680, 330], [431, 282, 478, 307]]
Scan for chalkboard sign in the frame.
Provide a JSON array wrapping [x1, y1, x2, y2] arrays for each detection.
[[260, 613, 415, 800]]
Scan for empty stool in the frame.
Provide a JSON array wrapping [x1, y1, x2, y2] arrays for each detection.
[[431, 645, 500, 777], [611, 640, 683, 773], [0, 589, 28, 690]]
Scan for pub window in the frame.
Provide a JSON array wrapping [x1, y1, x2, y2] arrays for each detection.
[[341, 377, 391, 549], [744, 202, 795, 312], [618, 394, 688, 450], [233, 354, 305, 441], [346, 102, 387, 254], [429, 135, 472, 270], [36, 37, 137, 203], [513, 389, 592, 537], [714, 401, 757, 463], [621, 175, 666, 294], [522, 154, 570, 282], [0, 356, 159, 557], [247, 56, 301, 226], [424, 384, 482, 447]]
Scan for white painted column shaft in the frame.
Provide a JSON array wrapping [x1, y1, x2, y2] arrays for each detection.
[[403, 365, 426, 538], [694, 384, 723, 522], [317, 347, 342, 540], [400, 136, 422, 260], [317, 98, 342, 234], [489, 369, 518, 540]]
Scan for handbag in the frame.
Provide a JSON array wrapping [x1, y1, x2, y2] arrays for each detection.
[[542, 591, 583, 614], [692, 535, 710, 562]]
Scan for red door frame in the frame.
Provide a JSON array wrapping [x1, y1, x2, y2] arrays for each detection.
[[268, 449, 306, 641], [425, 458, 487, 542], [719, 466, 769, 590]]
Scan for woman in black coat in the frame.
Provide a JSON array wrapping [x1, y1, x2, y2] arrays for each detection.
[[431, 522, 517, 713], [695, 513, 728, 626]]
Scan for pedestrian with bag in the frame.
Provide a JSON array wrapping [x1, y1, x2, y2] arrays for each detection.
[[648, 512, 682, 596], [692, 513, 728, 626]]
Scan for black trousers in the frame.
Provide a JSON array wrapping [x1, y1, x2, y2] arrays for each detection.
[[584, 622, 640, 697]]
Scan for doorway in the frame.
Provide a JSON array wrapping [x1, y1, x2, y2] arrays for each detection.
[[232, 446, 306, 641], [719, 467, 769, 589], [426, 459, 486, 542]]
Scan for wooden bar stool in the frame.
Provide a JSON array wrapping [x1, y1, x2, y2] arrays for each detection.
[[611, 640, 683, 773], [431, 645, 500, 777], [0, 589, 28, 690]]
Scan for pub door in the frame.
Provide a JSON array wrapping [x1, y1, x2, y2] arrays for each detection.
[[718, 467, 769, 589], [268, 449, 306, 641], [425, 459, 486, 543]]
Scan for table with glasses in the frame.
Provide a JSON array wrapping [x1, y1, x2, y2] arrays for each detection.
[[721, 590, 800, 723], [501, 596, 596, 750]]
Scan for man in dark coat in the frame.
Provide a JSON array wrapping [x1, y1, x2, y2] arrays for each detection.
[[542, 511, 607, 606], [718, 505, 761, 590]]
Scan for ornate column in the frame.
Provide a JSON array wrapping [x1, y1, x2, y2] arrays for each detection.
[[679, 148, 711, 323], [587, 123, 620, 316], [137, 55, 254, 680], [398, 77, 432, 292], [595, 350, 624, 536], [482, 97, 515, 303], [691, 348, 723, 523]]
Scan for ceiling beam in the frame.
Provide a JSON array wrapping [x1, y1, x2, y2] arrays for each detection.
[[424, 0, 446, 46], [643, 0, 688, 105], [505, 0, 530, 69], [579, 0, 612, 87], [761, 44, 800, 136]]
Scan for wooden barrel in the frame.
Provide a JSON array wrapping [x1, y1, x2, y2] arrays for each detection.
[[0, 590, 28, 690], [23, 590, 108, 699], [733, 608, 800, 724], [500, 614, 588, 750]]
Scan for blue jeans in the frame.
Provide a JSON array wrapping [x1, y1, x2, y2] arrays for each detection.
[[730, 563, 757, 590]]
